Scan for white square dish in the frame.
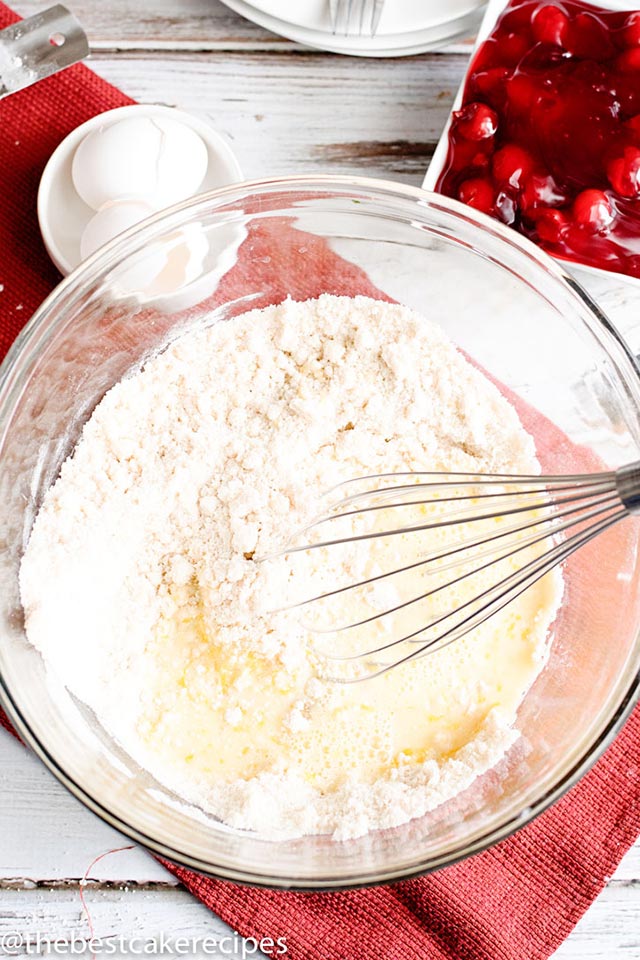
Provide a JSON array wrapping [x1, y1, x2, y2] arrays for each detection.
[[423, 0, 640, 289]]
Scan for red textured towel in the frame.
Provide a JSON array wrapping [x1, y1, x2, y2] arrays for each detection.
[[1, 5, 640, 959]]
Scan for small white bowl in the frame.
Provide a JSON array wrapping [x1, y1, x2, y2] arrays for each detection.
[[38, 104, 243, 276]]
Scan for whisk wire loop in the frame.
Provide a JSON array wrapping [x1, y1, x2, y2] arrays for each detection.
[[299, 495, 622, 636], [355, 509, 626, 683], [287, 484, 620, 556], [265, 463, 640, 682]]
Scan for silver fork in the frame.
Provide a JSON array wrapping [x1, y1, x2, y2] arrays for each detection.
[[329, 0, 385, 37]]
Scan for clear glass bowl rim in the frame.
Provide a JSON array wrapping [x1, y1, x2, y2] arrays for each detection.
[[1, 174, 640, 890]]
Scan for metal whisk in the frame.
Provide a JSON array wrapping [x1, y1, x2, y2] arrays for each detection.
[[271, 463, 640, 682]]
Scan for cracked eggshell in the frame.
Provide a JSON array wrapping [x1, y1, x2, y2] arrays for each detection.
[[114, 223, 210, 303], [38, 104, 242, 276], [113, 217, 248, 314], [72, 116, 209, 211], [80, 199, 157, 260]]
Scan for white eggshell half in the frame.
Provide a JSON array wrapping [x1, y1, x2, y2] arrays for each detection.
[[72, 116, 209, 211], [148, 224, 209, 294], [115, 223, 209, 301], [79, 199, 157, 260]]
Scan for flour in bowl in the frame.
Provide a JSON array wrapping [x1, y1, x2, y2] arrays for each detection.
[[20, 295, 562, 840]]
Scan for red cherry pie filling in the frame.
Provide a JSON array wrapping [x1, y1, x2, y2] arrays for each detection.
[[435, 0, 640, 279]]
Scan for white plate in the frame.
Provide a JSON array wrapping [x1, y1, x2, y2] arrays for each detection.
[[219, 0, 487, 57], [424, 0, 640, 290]]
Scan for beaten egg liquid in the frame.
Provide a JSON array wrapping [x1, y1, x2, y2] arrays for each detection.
[[137, 496, 562, 793]]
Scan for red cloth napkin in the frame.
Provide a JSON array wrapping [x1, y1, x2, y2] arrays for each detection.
[[1, 5, 640, 958]]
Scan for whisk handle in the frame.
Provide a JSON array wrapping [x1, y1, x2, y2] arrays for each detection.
[[615, 461, 640, 514]]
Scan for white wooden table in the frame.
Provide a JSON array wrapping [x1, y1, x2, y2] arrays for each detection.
[[2, 2, 640, 956]]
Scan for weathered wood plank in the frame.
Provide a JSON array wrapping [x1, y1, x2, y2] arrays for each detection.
[[0, 888, 247, 960], [0, 883, 639, 960], [2, 727, 640, 885], [11, 0, 476, 53], [82, 52, 464, 184], [552, 885, 640, 959], [11, 0, 283, 50], [0, 732, 171, 884]]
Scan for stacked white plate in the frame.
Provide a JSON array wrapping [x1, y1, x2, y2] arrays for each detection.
[[219, 0, 487, 56]]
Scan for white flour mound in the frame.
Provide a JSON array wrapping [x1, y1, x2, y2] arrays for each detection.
[[20, 294, 558, 840]]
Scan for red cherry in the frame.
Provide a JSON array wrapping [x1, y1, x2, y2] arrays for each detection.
[[447, 136, 494, 175], [492, 144, 535, 188], [622, 12, 640, 48], [448, 136, 486, 173], [458, 178, 495, 214], [616, 48, 640, 73], [454, 102, 499, 141], [500, 31, 531, 65], [506, 74, 538, 114], [521, 172, 567, 212], [626, 114, 640, 137], [470, 149, 492, 172], [494, 190, 518, 225], [617, 78, 640, 120], [532, 5, 569, 46], [473, 66, 510, 101], [501, 5, 536, 33], [567, 12, 615, 60], [573, 189, 614, 231], [534, 208, 569, 244], [626, 255, 640, 279], [607, 146, 640, 198]]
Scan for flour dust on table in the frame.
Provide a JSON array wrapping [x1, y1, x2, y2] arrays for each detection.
[[20, 295, 562, 840]]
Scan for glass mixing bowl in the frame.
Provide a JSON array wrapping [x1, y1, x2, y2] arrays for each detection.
[[1, 176, 640, 889]]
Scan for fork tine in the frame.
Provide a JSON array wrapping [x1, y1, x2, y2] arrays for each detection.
[[371, 0, 385, 37], [359, 0, 368, 36], [330, 0, 384, 39], [329, 0, 339, 34], [330, 0, 349, 35], [345, 0, 354, 35]]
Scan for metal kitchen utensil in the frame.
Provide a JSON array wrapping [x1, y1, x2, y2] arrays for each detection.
[[0, 5, 89, 100], [329, 0, 385, 37], [274, 463, 640, 680]]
